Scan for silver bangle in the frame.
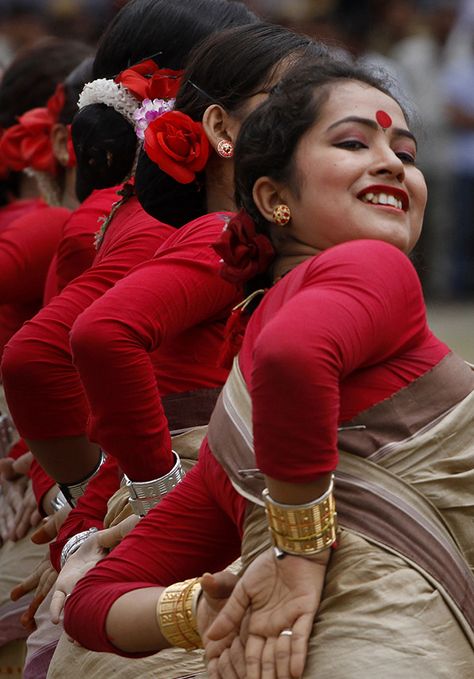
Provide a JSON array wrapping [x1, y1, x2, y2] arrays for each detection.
[[50, 488, 68, 513], [60, 527, 98, 569], [59, 450, 106, 507], [124, 450, 184, 516]]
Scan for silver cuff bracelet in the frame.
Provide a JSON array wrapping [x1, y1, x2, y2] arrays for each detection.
[[60, 527, 98, 569], [59, 450, 107, 508], [50, 488, 68, 513], [124, 451, 184, 516]]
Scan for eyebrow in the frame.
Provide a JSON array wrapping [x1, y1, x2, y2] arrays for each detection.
[[327, 115, 417, 147]]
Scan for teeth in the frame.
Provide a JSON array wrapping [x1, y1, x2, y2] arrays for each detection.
[[360, 192, 402, 210]]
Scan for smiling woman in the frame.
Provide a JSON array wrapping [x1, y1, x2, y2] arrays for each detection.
[[62, 58, 474, 679]]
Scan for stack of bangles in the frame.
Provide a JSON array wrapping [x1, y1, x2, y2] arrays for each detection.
[[154, 476, 338, 652], [263, 473, 338, 557], [156, 577, 203, 651]]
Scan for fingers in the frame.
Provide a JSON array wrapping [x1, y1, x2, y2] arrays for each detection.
[[246, 634, 265, 679], [50, 590, 67, 624], [288, 615, 313, 679], [12, 452, 33, 476], [31, 515, 59, 544], [96, 514, 140, 549], [0, 457, 18, 481], [206, 581, 249, 642], [10, 558, 49, 600], [201, 570, 238, 600], [275, 631, 292, 679], [21, 592, 46, 630]]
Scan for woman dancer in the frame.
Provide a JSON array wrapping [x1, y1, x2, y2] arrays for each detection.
[[44, 25, 327, 572], [1, 0, 257, 507], [63, 59, 474, 678]]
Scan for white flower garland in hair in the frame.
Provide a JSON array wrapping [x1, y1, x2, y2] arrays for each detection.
[[78, 79, 139, 125]]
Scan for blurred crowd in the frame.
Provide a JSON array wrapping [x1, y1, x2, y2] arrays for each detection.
[[0, 0, 473, 299]]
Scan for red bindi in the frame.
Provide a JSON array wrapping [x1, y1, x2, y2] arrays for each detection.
[[376, 110, 392, 129]]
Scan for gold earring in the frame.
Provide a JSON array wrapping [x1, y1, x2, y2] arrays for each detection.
[[272, 204, 291, 226]]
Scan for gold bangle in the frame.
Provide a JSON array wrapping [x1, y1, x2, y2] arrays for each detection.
[[157, 577, 203, 651], [263, 474, 338, 556]]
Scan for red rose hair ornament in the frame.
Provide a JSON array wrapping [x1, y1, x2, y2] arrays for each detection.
[[144, 110, 210, 183], [116, 59, 183, 102], [212, 210, 275, 285]]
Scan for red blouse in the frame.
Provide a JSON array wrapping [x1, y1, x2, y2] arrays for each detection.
[[50, 212, 239, 569], [64, 240, 451, 654], [43, 186, 120, 303], [0, 202, 70, 359], [1, 195, 173, 440]]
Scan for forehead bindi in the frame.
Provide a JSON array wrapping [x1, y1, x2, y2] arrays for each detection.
[[376, 110, 392, 129]]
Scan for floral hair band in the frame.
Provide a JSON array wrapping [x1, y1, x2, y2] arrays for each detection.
[[78, 59, 183, 136]]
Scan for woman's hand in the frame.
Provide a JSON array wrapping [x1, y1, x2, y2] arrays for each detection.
[[30, 503, 71, 544], [10, 554, 58, 633], [50, 533, 108, 623], [0, 476, 42, 542], [95, 513, 141, 550], [205, 547, 329, 679]]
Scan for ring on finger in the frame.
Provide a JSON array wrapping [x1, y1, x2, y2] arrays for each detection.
[[279, 629, 293, 637]]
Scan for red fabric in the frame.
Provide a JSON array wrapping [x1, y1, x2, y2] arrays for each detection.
[[7, 437, 29, 461], [43, 186, 120, 303], [63, 240, 450, 654], [1, 195, 173, 440], [64, 445, 246, 655], [240, 240, 449, 481], [0, 203, 70, 360], [71, 211, 237, 480], [51, 212, 238, 568]]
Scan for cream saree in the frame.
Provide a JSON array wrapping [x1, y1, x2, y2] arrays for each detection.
[[209, 351, 474, 677]]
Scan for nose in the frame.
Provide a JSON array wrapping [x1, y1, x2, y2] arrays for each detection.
[[369, 142, 405, 182]]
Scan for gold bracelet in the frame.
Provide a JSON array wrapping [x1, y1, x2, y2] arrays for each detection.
[[263, 474, 338, 556], [157, 577, 203, 651]]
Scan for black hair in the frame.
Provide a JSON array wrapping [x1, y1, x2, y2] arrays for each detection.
[[135, 22, 331, 226], [0, 37, 92, 205], [73, 0, 258, 201], [233, 58, 409, 296], [0, 37, 92, 128], [58, 57, 95, 125]]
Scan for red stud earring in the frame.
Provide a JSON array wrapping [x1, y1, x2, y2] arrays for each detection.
[[217, 139, 234, 158]]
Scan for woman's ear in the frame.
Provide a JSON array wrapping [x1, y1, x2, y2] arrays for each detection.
[[252, 176, 288, 223], [51, 123, 70, 167], [202, 104, 237, 154]]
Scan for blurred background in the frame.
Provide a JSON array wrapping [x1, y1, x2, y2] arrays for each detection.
[[0, 0, 472, 360]]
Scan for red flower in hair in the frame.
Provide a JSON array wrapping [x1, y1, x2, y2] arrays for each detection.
[[0, 107, 56, 174], [144, 110, 209, 184], [212, 210, 275, 284], [47, 83, 66, 121], [116, 59, 182, 101]]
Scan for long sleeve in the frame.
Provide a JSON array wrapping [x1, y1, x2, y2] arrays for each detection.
[[70, 213, 239, 480], [0, 207, 69, 304], [46, 186, 120, 301], [1, 197, 173, 439], [241, 240, 449, 482]]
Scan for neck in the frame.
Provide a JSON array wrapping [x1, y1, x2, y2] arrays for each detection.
[[271, 230, 322, 282], [59, 168, 79, 210], [16, 173, 41, 201], [204, 154, 235, 214]]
